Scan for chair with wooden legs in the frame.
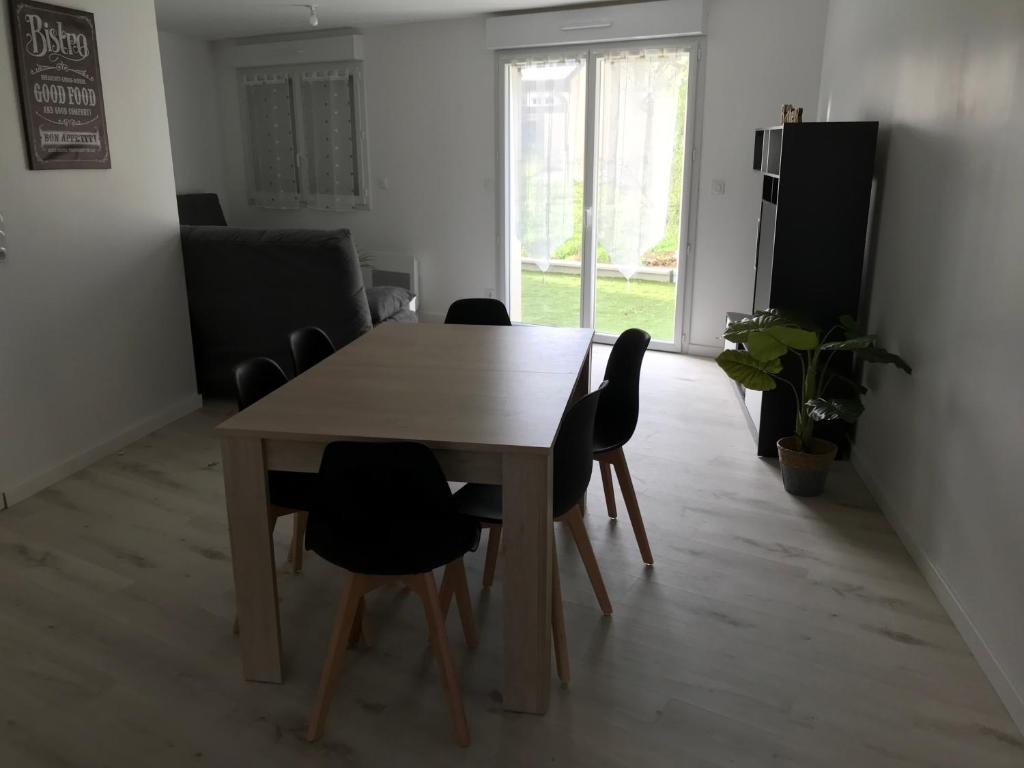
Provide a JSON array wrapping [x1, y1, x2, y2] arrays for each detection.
[[443, 519, 572, 685], [230, 358, 318, 635], [471, 498, 611, 616], [289, 326, 336, 375], [304, 441, 481, 748], [452, 383, 610, 686], [593, 328, 654, 565], [444, 297, 512, 326], [234, 357, 312, 574], [444, 297, 511, 588]]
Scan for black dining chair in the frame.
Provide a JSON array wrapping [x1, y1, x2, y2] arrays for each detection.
[[289, 326, 336, 375], [304, 441, 480, 748], [444, 295, 510, 585], [593, 328, 654, 565], [234, 357, 315, 575], [452, 382, 611, 686], [444, 298, 512, 326]]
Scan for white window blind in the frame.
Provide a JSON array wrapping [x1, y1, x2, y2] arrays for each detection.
[[300, 67, 363, 210], [240, 72, 300, 209], [239, 62, 369, 211]]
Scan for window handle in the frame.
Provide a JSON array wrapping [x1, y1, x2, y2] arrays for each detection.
[[754, 218, 761, 270]]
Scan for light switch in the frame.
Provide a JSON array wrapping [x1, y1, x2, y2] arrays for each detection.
[[711, 179, 726, 195], [377, 177, 390, 191]]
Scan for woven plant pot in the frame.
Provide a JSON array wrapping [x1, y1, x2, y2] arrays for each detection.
[[776, 437, 837, 497]]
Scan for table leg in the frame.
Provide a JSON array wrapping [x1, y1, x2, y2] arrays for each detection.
[[573, 344, 592, 514], [222, 436, 283, 683], [501, 450, 553, 714]]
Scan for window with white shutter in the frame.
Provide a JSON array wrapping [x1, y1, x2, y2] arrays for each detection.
[[239, 62, 370, 211], [240, 72, 300, 209]]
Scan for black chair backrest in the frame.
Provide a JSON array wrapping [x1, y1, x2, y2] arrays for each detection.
[[234, 357, 288, 411], [289, 326, 336, 375], [445, 298, 512, 326], [314, 441, 453, 523], [306, 442, 456, 569], [553, 382, 607, 516], [595, 328, 651, 450]]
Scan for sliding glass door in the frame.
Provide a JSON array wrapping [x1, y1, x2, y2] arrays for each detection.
[[505, 53, 588, 330], [502, 41, 699, 349]]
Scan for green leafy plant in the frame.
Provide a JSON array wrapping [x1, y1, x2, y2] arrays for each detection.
[[717, 310, 912, 451]]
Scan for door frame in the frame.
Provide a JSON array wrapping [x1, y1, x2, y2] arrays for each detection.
[[495, 37, 706, 353]]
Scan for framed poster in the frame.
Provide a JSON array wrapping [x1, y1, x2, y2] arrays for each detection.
[[8, 1, 110, 169]]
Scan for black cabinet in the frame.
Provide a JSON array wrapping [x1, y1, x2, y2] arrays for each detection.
[[734, 121, 878, 456]]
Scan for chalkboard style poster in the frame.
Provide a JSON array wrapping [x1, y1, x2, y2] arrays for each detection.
[[8, 1, 110, 169]]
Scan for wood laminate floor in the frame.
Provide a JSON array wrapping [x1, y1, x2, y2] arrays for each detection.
[[1, 348, 1021, 767]]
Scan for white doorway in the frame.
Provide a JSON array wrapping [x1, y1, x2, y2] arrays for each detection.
[[499, 40, 702, 351]]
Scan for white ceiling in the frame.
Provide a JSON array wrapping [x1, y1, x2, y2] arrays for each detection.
[[154, 0, 579, 40]]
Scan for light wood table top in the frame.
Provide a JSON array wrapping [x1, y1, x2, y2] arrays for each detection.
[[216, 323, 595, 453]]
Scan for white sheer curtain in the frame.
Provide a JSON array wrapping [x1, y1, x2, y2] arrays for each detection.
[[301, 67, 361, 210], [241, 72, 300, 209], [510, 56, 586, 272], [596, 49, 688, 279]]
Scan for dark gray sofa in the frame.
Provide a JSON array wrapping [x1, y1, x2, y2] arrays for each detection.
[[180, 225, 374, 397]]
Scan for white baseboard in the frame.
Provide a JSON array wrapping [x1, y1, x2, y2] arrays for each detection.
[[851, 447, 1024, 734], [684, 341, 722, 358], [2, 393, 203, 510]]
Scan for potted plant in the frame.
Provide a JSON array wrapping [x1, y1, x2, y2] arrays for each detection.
[[716, 310, 911, 496]]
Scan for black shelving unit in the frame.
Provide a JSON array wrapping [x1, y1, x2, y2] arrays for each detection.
[[732, 121, 878, 457]]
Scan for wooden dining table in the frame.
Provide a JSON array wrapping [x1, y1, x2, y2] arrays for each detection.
[[216, 321, 593, 714]]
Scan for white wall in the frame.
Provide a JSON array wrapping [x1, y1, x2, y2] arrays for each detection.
[[215, 17, 497, 321], [158, 30, 227, 198], [0, 0, 199, 505], [197, 1, 828, 331], [818, 0, 1024, 730], [687, 0, 828, 352]]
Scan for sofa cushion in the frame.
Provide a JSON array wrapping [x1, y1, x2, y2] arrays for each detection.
[[365, 285, 415, 324], [380, 308, 419, 324]]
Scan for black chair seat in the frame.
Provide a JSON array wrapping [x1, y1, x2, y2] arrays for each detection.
[[452, 483, 502, 523], [268, 470, 319, 511], [592, 432, 623, 455], [307, 515, 480, 576], [455, 385, 607, 526], [453, 483, 577, 524]]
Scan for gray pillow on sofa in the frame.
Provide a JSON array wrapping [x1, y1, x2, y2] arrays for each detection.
[[366, 285, 415, 323]]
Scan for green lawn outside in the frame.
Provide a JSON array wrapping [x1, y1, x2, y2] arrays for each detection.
[[520, 271, 677, 341]]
